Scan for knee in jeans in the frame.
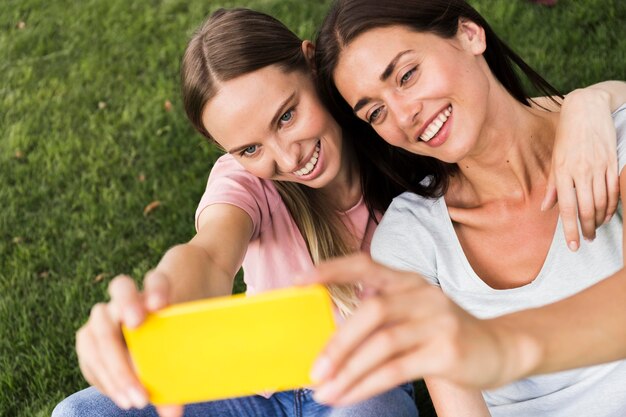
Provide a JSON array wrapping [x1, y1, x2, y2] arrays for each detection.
[[51, 397, 83, 417], [329, 387, 418, 417]]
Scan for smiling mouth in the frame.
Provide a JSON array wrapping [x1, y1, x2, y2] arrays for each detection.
[[419, 106, 452, 142], [294, 142, 320, 177]]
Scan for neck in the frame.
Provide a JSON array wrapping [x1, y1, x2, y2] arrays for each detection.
[[450, 88, 559, 206], [322, 138, 362, 211]]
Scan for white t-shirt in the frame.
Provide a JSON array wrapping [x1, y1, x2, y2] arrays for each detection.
[[372, 105, 626, 417]]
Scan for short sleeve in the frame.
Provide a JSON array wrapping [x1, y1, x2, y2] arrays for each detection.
[[614, 104, 626, 175], [371, 193, 440, 285], [195, 154, 274, 239]]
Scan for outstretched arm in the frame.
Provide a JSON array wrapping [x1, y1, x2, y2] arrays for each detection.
[[303, 252, 626, 405]]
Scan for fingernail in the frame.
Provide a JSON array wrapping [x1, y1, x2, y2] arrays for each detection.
[[568, 241, 579, 252], [540, 199, 548, 212], [128, 386, 148, 409], [310, 356, 332, 383], [116, 393, 132, 410], [146, 293, 164, 311], [126, 311, 142, 328], [604, 215, 612, 224]]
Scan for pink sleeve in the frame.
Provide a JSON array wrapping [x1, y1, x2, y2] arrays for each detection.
[[194, 154, 271, 239]]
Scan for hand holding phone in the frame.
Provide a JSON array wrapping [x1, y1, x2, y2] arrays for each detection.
[[123, 285, 336, 405]]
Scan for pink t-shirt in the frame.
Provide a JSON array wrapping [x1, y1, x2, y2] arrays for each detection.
[[195, 154, 380, 295]]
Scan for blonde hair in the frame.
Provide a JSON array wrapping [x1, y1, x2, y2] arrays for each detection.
[[274, 182, 361, 317], [181, 8, 361, 315]]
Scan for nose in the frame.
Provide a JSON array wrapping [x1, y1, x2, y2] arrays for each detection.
[[389, 93, 420, 129], [270, 136, 301, 174]]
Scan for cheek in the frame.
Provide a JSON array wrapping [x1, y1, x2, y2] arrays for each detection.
[[307, 105, 332, 134], [372, 124, 403, 147], [237, 159, 274, 180]]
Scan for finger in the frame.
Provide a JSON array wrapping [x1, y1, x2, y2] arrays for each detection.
[[574, 177, 596, 241], [80, 304, 135, 409], [541, 170, 558, 211], [556, 176, 580, 251], [108, 275, 145, 328], [605, 169, 620, 224], [311, 292, 405, 383], [301, 253, 423, 293], [321, 316, 438, 401], [157, 405, 185, 417], [95, 303, 150, 408], [592, 173, 608, 227], [76, 325, 111, 397], [311, 283, 440, 383], [143, 270, 171, 311], [315, 349, 423, 406]]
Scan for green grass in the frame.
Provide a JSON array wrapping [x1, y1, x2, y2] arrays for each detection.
[[1, 0, 624, 415]]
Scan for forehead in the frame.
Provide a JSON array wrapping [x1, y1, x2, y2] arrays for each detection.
[[334, 26, 437, 100], [201, 66, 310, 144]]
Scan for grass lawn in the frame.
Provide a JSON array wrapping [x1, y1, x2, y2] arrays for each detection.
[[1, 0, 625, 415]]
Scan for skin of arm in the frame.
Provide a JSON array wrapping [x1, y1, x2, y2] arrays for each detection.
[[426, 374, 491, 417], [155, 203, 254, 304], [75, 203, 254, 416], [538, 81, 626, 247]]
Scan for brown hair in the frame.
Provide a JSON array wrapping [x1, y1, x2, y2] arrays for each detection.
[[315, 0, 563, 197], [181, 8, 363, 315]]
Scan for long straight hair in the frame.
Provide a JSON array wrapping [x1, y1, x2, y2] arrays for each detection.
[[315, 0, 563, 197], [181, 8, 366, 315]]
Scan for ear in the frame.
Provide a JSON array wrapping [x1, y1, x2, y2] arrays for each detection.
[[301, 40, 317, 72], [457, 18, 486, 55]]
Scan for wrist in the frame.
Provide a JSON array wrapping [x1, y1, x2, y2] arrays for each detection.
[[564, 87, 611, 110], [484, 315, 545, 386]]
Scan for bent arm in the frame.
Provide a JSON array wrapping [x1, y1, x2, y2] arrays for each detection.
[[538, 80, 626, 247], [568, 80, 626, 112], [532, 80, 626, 112]]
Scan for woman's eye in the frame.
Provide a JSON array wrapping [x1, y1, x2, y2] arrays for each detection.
[[241, 145, 258, 156], [368, 107, 383, 124], [400, 67, 416, 85], [280, 110, 293, 123]]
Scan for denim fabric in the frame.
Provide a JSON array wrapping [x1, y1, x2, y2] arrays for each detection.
[[52, 384, 417, 417]]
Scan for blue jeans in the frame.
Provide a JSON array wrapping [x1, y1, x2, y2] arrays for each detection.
[[52, 385, 417, 417]]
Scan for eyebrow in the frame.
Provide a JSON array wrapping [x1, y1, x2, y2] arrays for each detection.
[[227, 91, 296, 155], [270, 91, 296, 130], [352, 50, 413, 114]]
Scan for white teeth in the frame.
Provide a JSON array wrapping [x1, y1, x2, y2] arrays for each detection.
[[294, 143, 320, 176], [420, 106, 452, 142]]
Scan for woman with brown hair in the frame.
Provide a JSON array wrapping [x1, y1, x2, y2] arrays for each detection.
[[304, 0, 626, 416]]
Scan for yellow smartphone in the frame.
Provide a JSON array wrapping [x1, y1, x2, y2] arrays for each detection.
[[122, 285, 335, 405]]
